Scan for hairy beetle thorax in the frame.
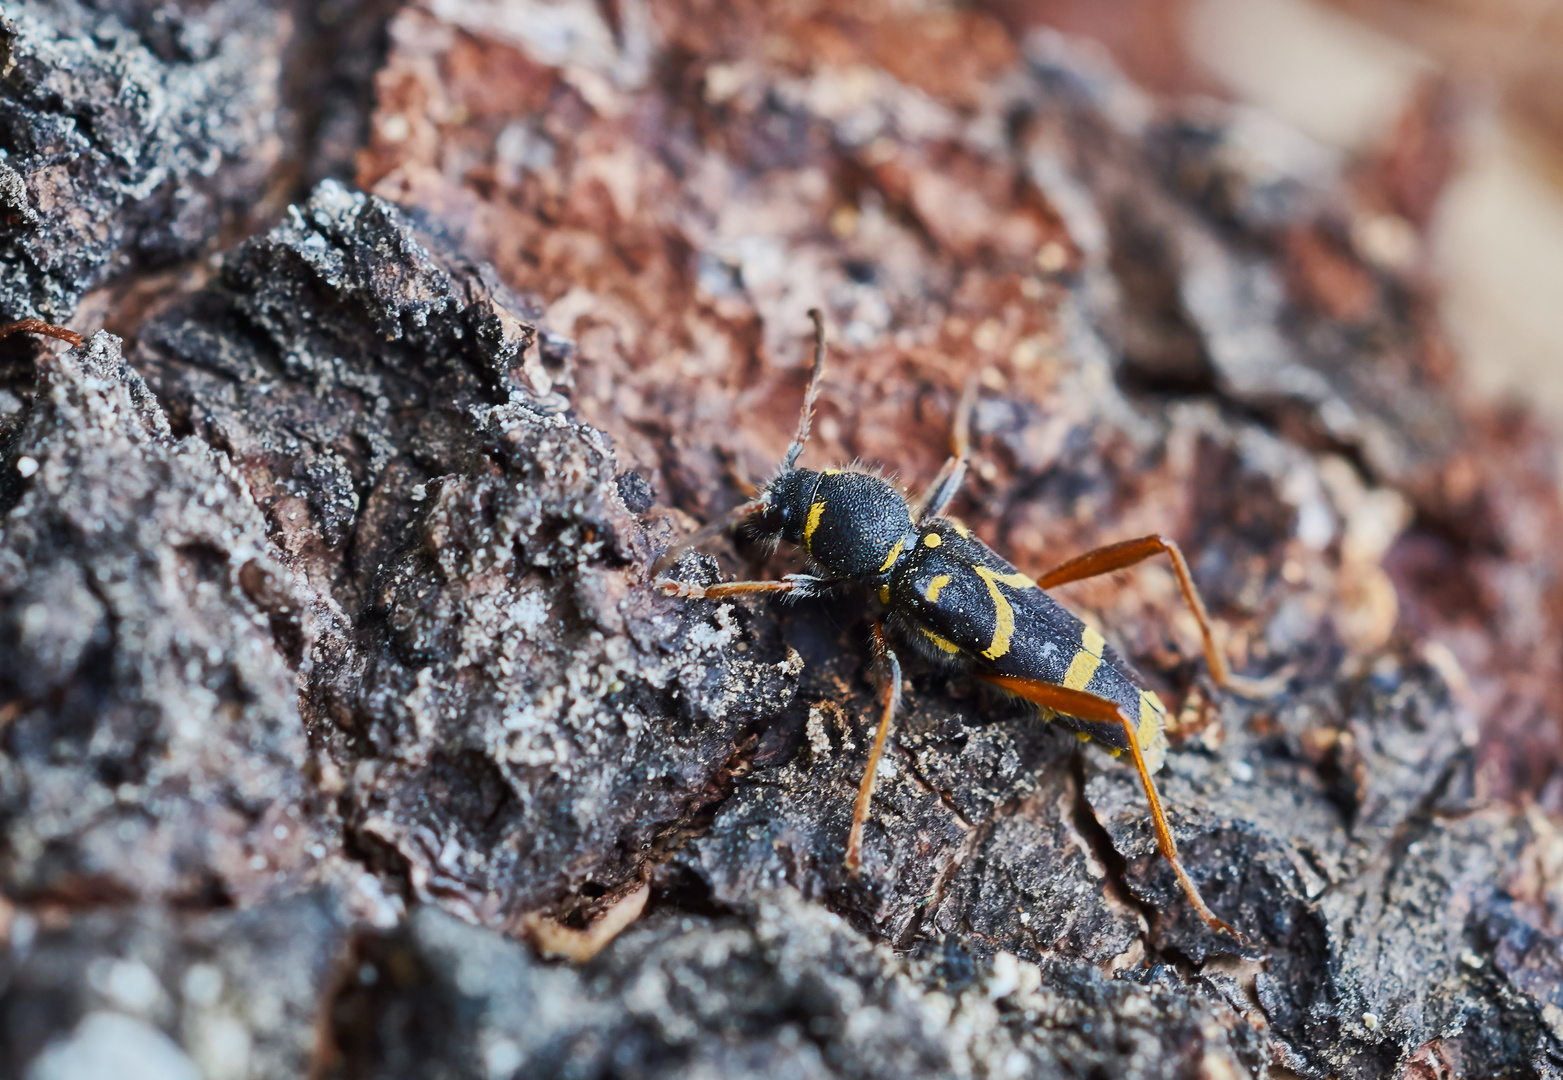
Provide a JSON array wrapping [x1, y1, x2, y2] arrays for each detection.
[[765, 468, 914, 580]]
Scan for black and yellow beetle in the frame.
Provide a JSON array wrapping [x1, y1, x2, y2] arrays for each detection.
[[659, 311, 1274, 940]]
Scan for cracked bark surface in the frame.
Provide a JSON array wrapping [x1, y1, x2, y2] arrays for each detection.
[[3, 3, 1563, 1079], [0, 0, 287, 322]]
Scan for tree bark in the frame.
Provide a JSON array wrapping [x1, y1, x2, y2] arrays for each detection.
[[2, 3, 1561, 1079]]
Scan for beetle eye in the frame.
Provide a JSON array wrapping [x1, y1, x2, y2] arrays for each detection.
[[752, 503, 787, 535]]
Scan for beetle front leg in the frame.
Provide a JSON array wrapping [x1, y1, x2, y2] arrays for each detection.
[[654, 573, 842, 602], [0, 320, 83, 347]]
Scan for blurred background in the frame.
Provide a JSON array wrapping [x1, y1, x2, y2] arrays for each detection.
[[986, 0, 1563, 437]]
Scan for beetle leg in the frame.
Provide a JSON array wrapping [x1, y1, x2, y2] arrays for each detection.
[[0, 320, 83, 347], [979, 673, 1245, 941], [846, 621, 902, 873], [1035, 534, 1285, 699], [913, 374, 980, 523], [653, 573, 841, 601]]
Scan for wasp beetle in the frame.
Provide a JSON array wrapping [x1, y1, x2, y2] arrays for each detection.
[[655, 311, 1278, 940]]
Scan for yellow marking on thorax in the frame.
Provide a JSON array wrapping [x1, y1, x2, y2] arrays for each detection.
[[948, 518, 972, 538], [802, 500, 827, 553], [878, 536, 906, 573], [823, 468, 842, 475], [878, 584, 890, 604], [923, 574, 952, 603], [920, 626, 962, 654], [923, 532, 942, 548], [1062, 624, 1106, 691], [974, 565, 1038, 660]]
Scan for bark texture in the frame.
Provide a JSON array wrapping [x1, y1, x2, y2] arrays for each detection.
[[3, 3, 1563, 1079]]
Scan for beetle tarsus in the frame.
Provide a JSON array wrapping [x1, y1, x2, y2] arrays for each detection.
[[0, 319, 84, 348]]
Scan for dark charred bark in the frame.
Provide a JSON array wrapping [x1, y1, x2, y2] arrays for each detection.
[[3, 4, 1562, 1079]]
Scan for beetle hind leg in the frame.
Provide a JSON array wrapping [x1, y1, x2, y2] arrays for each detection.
[[978, 674, 1246, 941], [1035, 534, 1289, 699]]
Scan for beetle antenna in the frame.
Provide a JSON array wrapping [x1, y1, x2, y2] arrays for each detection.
[[781, 309, 827, 472], [649, 497, 767, 575]]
